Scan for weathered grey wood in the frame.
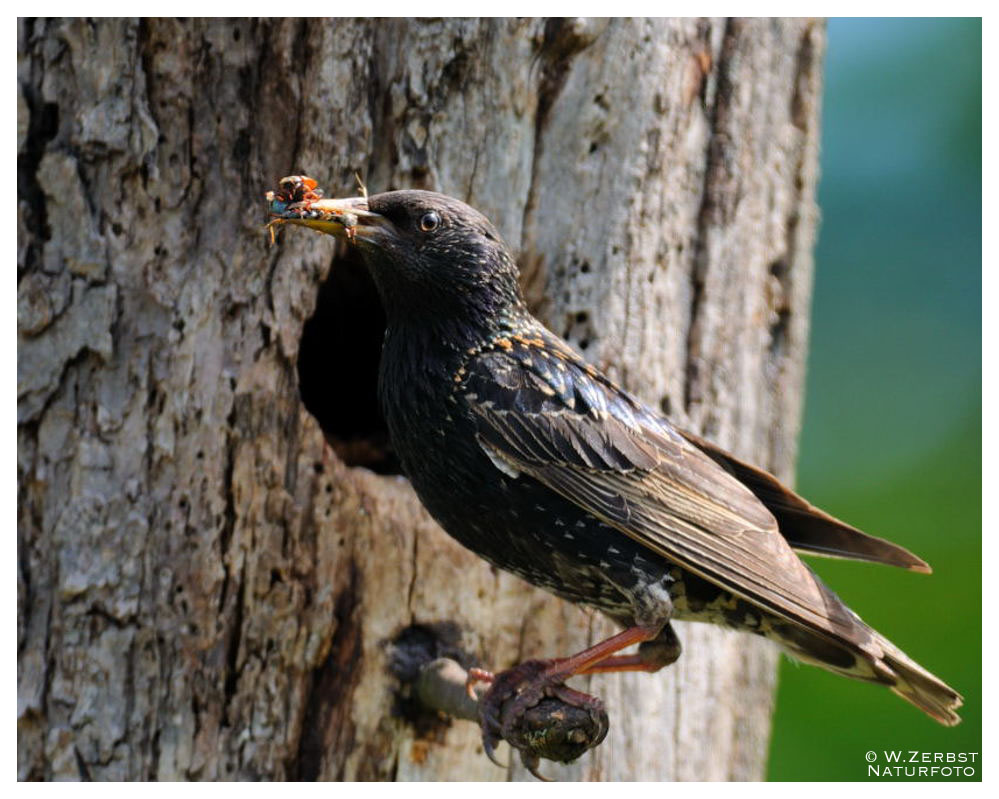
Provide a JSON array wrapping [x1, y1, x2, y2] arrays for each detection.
[[17, 18, 824, 781]]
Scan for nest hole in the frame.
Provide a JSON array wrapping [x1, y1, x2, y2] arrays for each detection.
[[297, 248, 401, 474]]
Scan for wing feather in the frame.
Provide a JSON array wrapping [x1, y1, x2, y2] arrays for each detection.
[[465, 333, 872, 648], [678, 428, 931, 572]]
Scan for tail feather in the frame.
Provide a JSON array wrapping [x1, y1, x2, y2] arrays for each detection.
[[766, 572, 962, 725], [774, 620, 963, 726], [879, 642, 963, 726]]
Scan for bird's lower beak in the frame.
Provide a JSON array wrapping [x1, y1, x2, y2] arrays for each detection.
[[267, 195, 389, 244]]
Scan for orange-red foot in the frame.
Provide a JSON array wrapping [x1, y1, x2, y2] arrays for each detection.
[[466, 667, 495, 697]]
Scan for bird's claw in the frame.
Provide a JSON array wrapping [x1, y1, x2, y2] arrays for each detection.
[[481, 725, 506, 769], [523, 753, 553, 782], [476, 659, 609, 780]]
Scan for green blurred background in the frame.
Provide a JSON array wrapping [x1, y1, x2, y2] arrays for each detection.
[[767, 19, 981, 780]]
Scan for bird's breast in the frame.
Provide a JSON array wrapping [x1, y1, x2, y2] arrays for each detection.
[[377, 371, 672, 622]]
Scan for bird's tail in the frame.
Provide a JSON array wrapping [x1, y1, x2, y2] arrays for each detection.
[[875, 635, 963, 726], [775, 619, 963, 726]]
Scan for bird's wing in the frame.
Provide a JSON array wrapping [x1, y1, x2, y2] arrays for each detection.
[[460, 332, 869, 645], [677, 428, 931, 572]]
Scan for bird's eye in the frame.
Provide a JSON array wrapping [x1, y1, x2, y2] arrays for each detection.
[[419, 211, 440, 232]]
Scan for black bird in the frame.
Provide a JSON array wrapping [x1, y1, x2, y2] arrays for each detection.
[[267, 179, 962, 763]]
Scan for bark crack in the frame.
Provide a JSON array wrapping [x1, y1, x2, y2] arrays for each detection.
[[520, 18, 598, 254], [406, 525, 419, 621], [222, 560, 246, 721], [17, 79, 59, 275], [684, 17, 736, 416], [765, 21, 821, 475], [295, 559, 363, 780]]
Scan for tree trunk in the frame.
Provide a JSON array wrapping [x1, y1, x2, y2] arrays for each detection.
[[17, 18, 824, 781]]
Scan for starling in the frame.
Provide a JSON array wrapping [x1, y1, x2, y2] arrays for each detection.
[[267, 180, 962, 766]]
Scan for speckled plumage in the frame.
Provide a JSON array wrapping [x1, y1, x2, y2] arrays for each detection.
[[269, 185, 961, 729]]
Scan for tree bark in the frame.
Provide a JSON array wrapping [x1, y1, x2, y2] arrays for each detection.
[[17, 18, 824, 781]]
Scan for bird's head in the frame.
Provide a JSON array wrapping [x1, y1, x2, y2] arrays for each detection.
[[275, 189, 526, 338]]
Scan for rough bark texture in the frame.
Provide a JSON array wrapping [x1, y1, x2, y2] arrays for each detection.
[[17, 18, 825, 781]]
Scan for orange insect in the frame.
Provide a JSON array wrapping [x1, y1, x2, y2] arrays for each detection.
[[265, 175, 358, 244]]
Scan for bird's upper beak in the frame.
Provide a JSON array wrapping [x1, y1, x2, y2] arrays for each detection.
[[267, 195, 391, 245]]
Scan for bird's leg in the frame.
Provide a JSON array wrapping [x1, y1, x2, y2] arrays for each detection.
[[577, 622, 683, 675], [539, 623, 664, 680], [466, 623, 664, 695]]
